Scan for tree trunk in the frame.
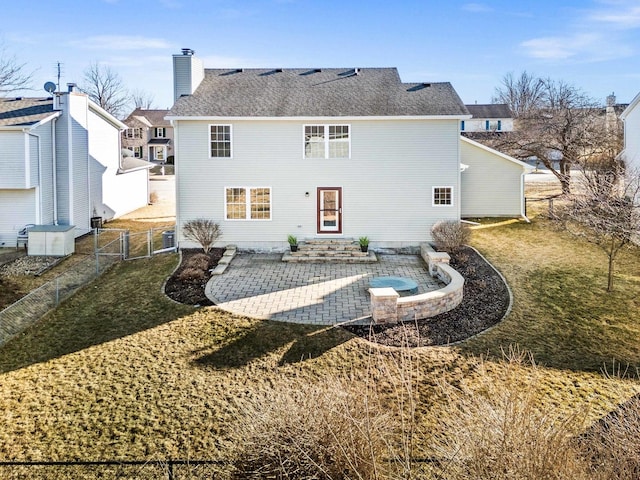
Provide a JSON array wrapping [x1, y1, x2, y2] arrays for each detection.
[[607, 240, 615, 292], [559, 160, 571, 194]]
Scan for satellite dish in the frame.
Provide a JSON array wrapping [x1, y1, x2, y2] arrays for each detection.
[[44, 81, 56, 93]]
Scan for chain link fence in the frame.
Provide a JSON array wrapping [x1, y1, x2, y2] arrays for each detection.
[[0, 460, 228, 480], [0, 225, 175, 347]]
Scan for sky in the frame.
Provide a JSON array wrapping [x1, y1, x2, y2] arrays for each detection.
[[3, 0, 640, 113]]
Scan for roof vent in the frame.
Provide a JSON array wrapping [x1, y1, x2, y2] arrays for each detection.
[[423, 83, 431, 88], [275, 68, 283, 73], [236, 68, 244, 73], [354, 68, 361, 75], [181, 48, 195, 56], [314, 68, 322, 73], [15, 96, 22, 101]]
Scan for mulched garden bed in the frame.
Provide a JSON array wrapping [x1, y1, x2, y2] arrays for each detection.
[[164, 248, 225, 306], [343, 246, 511, 347], [165, 246, 510, 348]]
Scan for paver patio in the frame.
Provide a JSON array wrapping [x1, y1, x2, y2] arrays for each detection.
[[205, 253, 443, 325]]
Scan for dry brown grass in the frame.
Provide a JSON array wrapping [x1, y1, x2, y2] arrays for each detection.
[[431, 348, 594, 479], [0, 198, 639, 477]]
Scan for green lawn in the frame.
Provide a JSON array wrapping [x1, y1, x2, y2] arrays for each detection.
[[0, 211, 638, 473]]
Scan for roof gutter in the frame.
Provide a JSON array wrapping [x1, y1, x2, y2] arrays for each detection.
[[165, 114, 473, 122]]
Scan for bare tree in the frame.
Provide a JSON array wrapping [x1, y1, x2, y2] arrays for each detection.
[[82, 62, 130, 118], [182, 219, 222, 254], [493, 73, 608, 194], [492, 71, 546, 117], [0, 45, 33, 93], [558, 159, 640, 291], [131, 89, 155, 109]]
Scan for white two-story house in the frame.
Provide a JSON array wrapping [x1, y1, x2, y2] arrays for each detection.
[[0, 84, 151, 247], [167, 49, 530, 251]]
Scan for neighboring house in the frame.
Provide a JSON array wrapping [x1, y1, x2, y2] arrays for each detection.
[[0, 84, 151, 247], [461, 104, 513, 133], [122, 109, 173, 162], [620, 91, 640, 174], [167, 49, 530, 251]]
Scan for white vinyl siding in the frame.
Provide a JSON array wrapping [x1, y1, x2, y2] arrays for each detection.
[[460, 138, 526, 217], [175, 118, 460, 248], [0, 189, 36, 246], [89, 108, 148, 220], [0, 131, 27, 188], [623, 101, 640, 174]]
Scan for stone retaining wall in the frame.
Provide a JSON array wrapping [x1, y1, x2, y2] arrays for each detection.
[[369, 243, 465, 324]]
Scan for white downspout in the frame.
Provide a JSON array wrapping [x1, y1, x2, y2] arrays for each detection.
[[52, 117, 58, 225], [170, 119, 180, 248], [521, 171, 531, 223]]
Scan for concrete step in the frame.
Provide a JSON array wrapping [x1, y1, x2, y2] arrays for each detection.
[[284, 237, 373, 262], [297, 245, 362, 252], [282, 251, 378, 263]]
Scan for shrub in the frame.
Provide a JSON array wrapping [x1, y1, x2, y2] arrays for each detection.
[[578, 393, 640, 480], [431, 220, 471, 252], [176, 266, 206, 283], [431, 348, 592, 479], [231, 376, 396, 478], [185, 253, 211, 271], [182, 219, 222, 254], [230, 347, 424, 479]]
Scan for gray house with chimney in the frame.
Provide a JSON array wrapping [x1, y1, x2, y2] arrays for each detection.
[[167, 49, 531, 251]]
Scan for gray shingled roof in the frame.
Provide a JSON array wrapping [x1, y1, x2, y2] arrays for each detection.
[[126, 108, 171, 126], [465, 104, 512, 119], [169, 68, 469, 117], [0, 98, 55, 127]]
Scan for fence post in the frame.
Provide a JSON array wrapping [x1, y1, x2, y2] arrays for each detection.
[[55, 278, 60, 306], [122, 231, 130, 260], [167, 460, 174, 480], [94, 228, 100, 275], [148, 229, 152, 257]]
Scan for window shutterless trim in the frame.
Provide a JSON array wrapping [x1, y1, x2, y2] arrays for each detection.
[[224, 186, 272, 221], [303, 124, 351, 159], [432, 186, 453, 207], [209, 124, 233, 159]]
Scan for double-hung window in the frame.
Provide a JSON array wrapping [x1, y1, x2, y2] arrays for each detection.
[[210, 125, 232, 158], [432, 187, 453, 206], [125, 128, 143, 139], [154, 127, 166, 138], [304, 125, 350, 159], [225, 187, 271, 220]]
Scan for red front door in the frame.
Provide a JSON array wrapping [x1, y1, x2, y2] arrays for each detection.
[[317, 187, 342, 234]]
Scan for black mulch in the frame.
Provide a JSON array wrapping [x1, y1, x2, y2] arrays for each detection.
[[165, 246, 511, 348], [342, 246, 511, 347], [164, 248, 225, 306]]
